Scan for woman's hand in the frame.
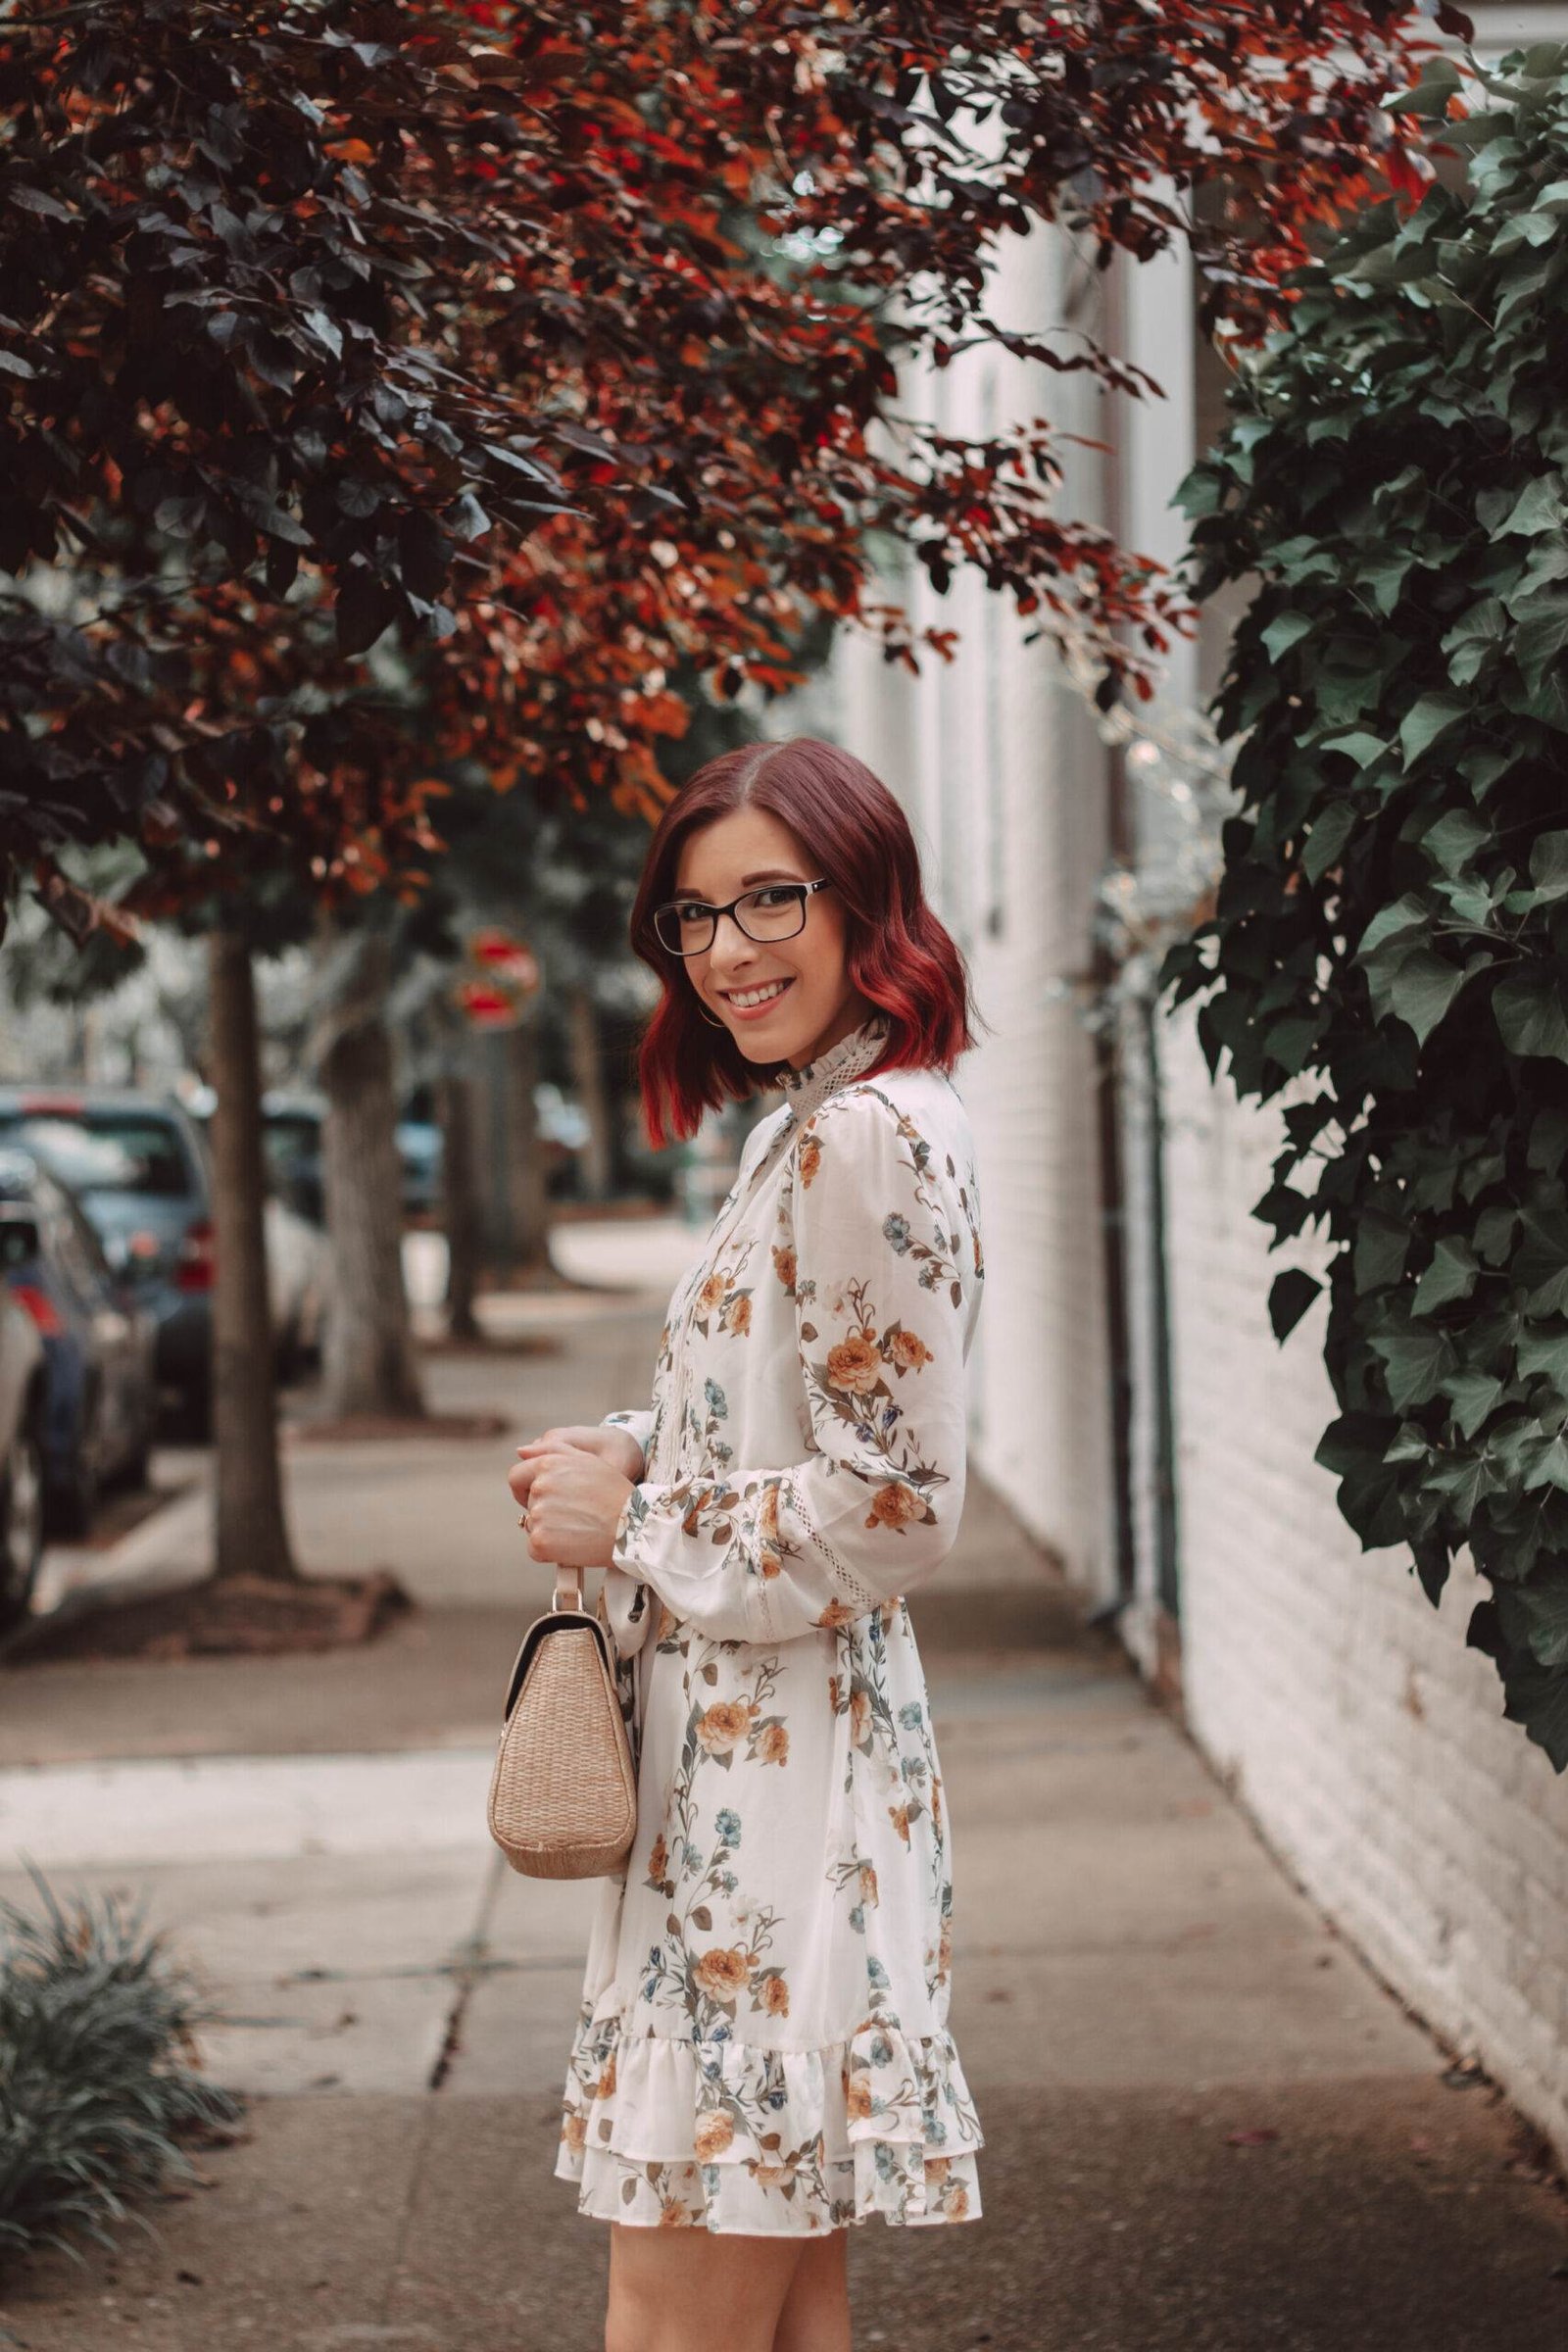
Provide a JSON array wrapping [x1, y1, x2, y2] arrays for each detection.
[[508, 1442, 637, 1569], [514, 1422, 645, 1484]]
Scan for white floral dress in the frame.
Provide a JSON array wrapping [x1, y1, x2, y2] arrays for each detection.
[[555, 1014, 987, 2233]]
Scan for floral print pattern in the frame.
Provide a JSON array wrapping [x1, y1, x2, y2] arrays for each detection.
[[554, 1016, 986, 2233]]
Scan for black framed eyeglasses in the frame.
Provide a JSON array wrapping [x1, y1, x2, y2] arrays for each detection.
[[653, 878, 832, 957]]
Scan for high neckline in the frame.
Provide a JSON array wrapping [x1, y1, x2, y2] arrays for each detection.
[[774, 1013, 891, 1125]]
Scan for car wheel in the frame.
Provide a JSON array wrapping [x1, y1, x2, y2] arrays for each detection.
[[49, 1444, 100, 1542], [0, 1421, 45, 1625], [121, 1409, 155, 1494]]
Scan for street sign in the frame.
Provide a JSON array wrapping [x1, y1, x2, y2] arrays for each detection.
[[455, 930, 542, 1029]]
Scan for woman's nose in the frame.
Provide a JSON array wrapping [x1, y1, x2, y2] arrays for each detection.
[[705, 912, 762, 973]]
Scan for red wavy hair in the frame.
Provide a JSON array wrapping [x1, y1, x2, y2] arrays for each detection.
[[629, 736, 977, 1147]]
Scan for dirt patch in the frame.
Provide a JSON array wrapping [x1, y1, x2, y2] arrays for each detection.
[[67, 1479, 197, 1550], [283, 1409, 513, 1444], [9, 1569, 413, 1666]]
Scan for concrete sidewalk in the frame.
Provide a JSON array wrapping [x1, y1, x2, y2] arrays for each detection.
[[1, 1261, 1566, 2349]]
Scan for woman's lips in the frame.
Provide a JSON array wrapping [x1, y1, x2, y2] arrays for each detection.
[[718, 978, 795, 1021]]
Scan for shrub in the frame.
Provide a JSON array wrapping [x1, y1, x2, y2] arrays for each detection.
[[0, 1866, 243, 2264], [1161, 42, 1568, 1769]]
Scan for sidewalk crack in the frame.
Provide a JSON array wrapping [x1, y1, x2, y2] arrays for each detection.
[[427, 1845, 505, 2091]]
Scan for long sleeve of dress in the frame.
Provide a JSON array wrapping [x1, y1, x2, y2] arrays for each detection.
[[607, 1085, 972, 1646]]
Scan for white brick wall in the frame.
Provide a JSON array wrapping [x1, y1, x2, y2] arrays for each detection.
[[1162, 995, 1568, 2162]]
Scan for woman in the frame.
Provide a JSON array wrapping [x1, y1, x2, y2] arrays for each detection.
[[509, 736, 987, 2352]]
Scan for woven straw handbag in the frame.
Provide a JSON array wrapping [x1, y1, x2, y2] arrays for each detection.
[[487, 1564, 638, 1880]]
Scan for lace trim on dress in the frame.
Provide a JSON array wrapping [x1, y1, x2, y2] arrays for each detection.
[[774, 1015, 891, 1128], [785, 1476, 883, 1632]]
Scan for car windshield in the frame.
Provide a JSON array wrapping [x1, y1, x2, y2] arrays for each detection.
[[0, 1111, 191, 1199]]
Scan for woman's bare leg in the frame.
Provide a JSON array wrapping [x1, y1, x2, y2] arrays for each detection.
[[772, 2228, 852, 2352], [605, 2223, 805, 2352]]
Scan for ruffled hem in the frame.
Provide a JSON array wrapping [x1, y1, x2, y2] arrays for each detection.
[[554, 2001, 984, 2231]]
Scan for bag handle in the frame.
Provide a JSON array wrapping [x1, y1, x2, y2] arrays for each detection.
[[553, 1564, 584, 1612]]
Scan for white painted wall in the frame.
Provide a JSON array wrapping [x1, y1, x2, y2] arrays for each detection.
[[785, 16, 1568, 2167], [793, 218, 1121, 1597]]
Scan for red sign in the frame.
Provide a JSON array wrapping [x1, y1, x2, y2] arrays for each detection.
[[470, 929, 540, 993], [455, 930, 541, 1029]]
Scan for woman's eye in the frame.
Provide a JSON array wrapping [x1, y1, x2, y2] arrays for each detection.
[[673, 902, 709, 921], [753, 887, 793, 907]]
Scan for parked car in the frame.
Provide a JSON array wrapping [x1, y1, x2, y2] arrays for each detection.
[[0, 1257, 45, 1624], [258, 1091, 327, 1227], [247, 1091, 448, 1221], [0, 1147, 159, 1535], [0, 1089, 328, 1439]]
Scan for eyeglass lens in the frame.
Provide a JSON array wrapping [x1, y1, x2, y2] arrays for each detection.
[[657, 886, 807, 956]]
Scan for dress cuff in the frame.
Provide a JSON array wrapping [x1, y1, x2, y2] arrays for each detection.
[[603, 1488, 653, 1656]]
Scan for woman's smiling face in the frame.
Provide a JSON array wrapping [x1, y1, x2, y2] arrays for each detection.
[[672, 805, 870, 1071]]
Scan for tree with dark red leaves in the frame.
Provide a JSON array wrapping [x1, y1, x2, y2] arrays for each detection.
[[0, 0, 1470, 937], [0, 0, 1469, 1604]]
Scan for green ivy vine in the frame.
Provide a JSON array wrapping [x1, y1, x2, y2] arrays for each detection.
[[1159, 42, 1568, 1770]]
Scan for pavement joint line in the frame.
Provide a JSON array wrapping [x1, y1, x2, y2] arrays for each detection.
[[262, 1954, 580, 1989], [428, 1847, 507, 2092]]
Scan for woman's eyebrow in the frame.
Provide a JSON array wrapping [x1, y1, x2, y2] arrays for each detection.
[[671, 867, 805, 894]]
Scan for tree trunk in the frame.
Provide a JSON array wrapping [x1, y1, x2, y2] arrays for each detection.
[[208, 930, 298, 1583], [438, 1058, 483, 1342], [566, 983, 612, 1203], [498, 1010, 552, 1280], [312, 918, 426, 1420]]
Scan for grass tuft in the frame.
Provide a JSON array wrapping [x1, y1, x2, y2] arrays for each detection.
[[0, 1862, 244, 2265]]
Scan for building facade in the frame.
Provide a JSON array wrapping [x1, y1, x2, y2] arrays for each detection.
[[772, 4, 1568, 2167]]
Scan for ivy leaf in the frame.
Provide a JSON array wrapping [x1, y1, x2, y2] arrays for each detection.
[[1384, 54, 1465, 118], [1515, 1324, 1568, 1392], [1520, 1427, 1568, 1497], [1419, 808, 1494, 884], [1494, 475, 1566, 537], [1493, 970, 1568, 1061], [1398, 691, 1470, 766], [1260, 611, 1315, 660], [1516, 1202, 1568, 1318], [1412, 1235, 1479, 1313], [1388, 949, 1472, 1045], [1501, 1653, 1568, 1771], [1302, 800, 1356, 882], [1440, 1368, 1506, 1440], [1314, 1421, 1409, 1549], [1352, 1210, 1410, 1294], [1369, 1328, 1458, 1412], [1440, 595, 1507, 687], [1527, 829, 1568, 899], [1268, 1268, 1321, 1340], [1497, 1572, 1568, 1669], [1528, 1107, 1568, 1172], [1318, 730, 1388, 767]]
